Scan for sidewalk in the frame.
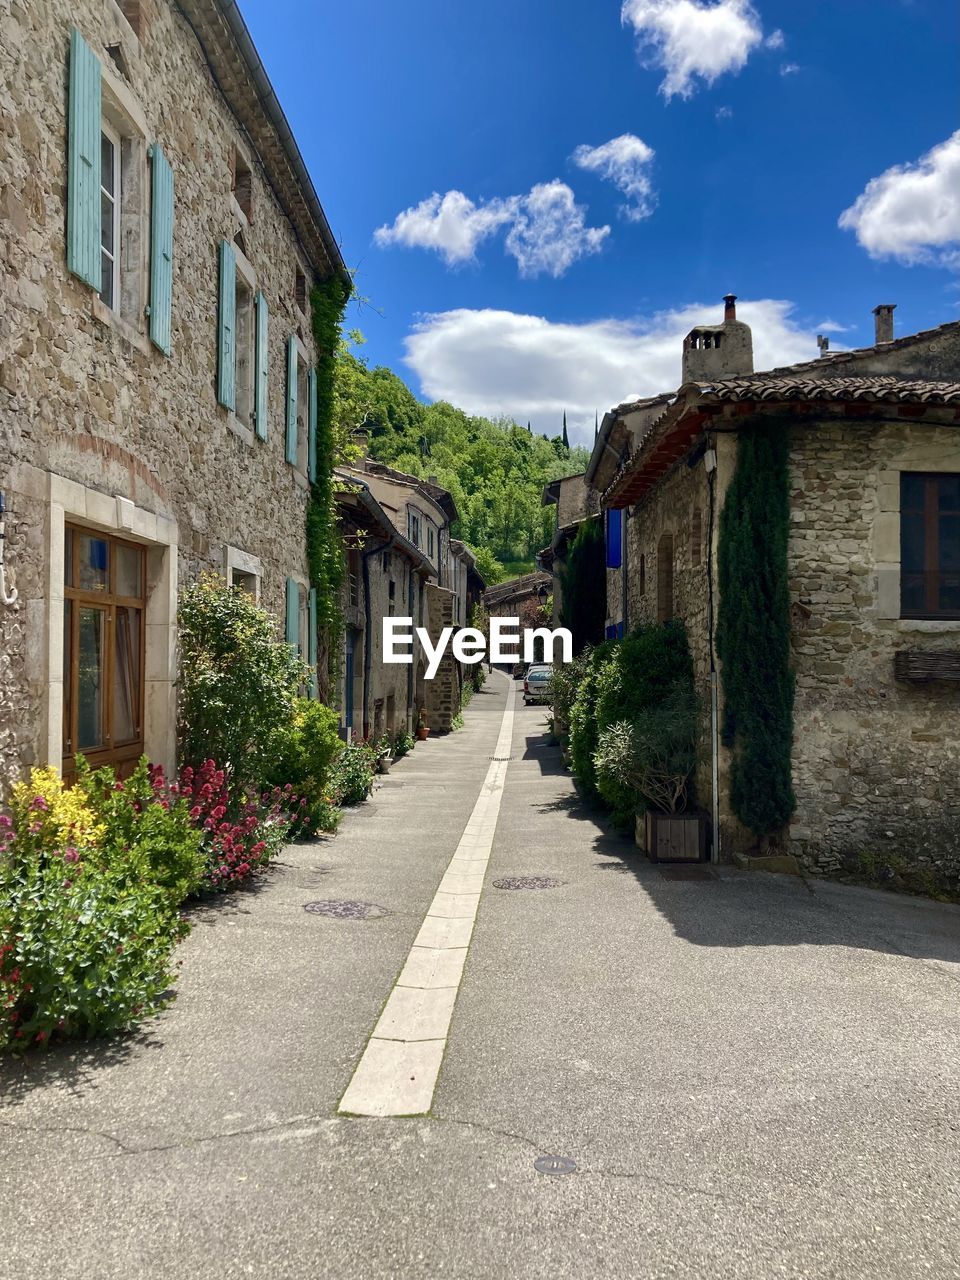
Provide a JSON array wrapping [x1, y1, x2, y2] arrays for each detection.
[[2, 671, 958, 1279]]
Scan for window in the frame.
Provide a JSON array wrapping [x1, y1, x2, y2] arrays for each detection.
[[900, 473, 960, 619], [99, 123, 121, 309], [657, 533, 674, 622], [639, 553, 646, 596], [428, 526, 435, 558], [63, 526, 146, 776], [295, 266, 307, 313], [232, 148, 252, 222], [234, 275, 254, 427], [605, 509, 623, 569], [691, 508, 702, 568], [408, 512, 421, 547], [348, 548, 361, 608], [388, 579, 396, 616]]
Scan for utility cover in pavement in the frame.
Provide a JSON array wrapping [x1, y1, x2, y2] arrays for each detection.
[[493, 876, 566, 890], [534, 1156, 577, 1175], [303, 900, 390, 919]]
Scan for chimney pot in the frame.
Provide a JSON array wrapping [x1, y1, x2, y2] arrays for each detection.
[[723, 293, 737, 321], [873, 303, 896, 345]]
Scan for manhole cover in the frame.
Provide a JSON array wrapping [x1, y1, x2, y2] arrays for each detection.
[[534, 1156, 577, 1176], [302, 900, 390, 919], [493, 876, 566, 890], [658, 866, 715, 881]]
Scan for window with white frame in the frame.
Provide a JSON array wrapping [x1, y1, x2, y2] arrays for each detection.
[[97, 79, 148, 328], [234, 273, 254, 428], [99, 123, 121, 310]]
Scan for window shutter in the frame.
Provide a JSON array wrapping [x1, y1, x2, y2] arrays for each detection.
[[254, 292, 269, 440], [307, 366, 318, 482], [67, 29, 101, 289], [308, 587, 318, 698], [605, 509, 622, 570], [148, 144, 174, 355], [285, 336, 298, 464], [217, 239, 236, 409], [285, 577, 299, 652]]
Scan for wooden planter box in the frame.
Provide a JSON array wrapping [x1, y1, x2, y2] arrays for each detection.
[[637, 810, 708, 863]]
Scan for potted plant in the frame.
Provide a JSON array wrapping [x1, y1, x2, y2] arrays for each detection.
[[594, 690, 707, 863], [374, 734, 393, 774], [416, 708, 430, 741]]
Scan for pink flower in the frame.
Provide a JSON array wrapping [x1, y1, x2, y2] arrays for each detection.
[[31, 796, 49, 812], [189, 806, 201, 821], [63, 848, 80, 864], [113, 781, 124, 792]]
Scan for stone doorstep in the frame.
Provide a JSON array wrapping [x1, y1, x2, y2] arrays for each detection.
[[732, 852, 802, 876]]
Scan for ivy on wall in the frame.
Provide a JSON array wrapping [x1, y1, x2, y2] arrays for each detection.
[[308, 273, 351, 696], [715, 419, 796, 839]]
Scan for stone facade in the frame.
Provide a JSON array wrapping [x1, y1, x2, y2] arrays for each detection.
[[599, 302, 960, 878], [0, 0, 346, 792]]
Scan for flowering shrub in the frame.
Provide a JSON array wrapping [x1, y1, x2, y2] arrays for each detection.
[[328, 740, 378, 806], [179, 761, 295, 892], [10, 767, 105, 852], [0, 805, 186, 1052]]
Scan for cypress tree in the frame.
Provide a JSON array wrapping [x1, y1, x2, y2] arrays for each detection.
[[562, 412, 570, 450], [715, 419, 796, 838], [594, 410, 599, 442], [560, 517, 605, 652]]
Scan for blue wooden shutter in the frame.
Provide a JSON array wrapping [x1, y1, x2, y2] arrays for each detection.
[[308, 587, 318, 698], [285, 336, 298, 464], [67, 29, 101, 289], [285, 577, 299, 652], [605, 509, 622, 569], [148, 144, 174, 354], [307, 367, 318, 482], [217, 239, 236, 409], [254, 292, 269, 440]]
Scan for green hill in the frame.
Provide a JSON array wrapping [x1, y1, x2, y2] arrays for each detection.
[[333, 343, 589, 584]]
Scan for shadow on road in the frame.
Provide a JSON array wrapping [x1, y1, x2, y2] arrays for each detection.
[[523, 723, 960, 967]]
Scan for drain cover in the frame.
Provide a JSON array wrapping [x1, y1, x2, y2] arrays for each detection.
[[493, 876, 566, 890], [534, 1156, 577, 1176], [302, 900, 390, 919]]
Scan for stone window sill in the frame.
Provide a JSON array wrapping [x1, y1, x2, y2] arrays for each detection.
[[91, 295, 152, 357], [896, 619, 960, 634], [227, 414, 255, 447], [291, 467, 310, 491]]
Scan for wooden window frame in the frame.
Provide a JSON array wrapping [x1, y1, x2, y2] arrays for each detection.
[[63, 525, 146, 778], [900, 473, 960, 621]]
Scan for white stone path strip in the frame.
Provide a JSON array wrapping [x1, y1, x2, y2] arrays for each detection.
[[338, 676, 515, 1117]]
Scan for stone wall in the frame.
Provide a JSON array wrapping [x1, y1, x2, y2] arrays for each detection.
[[0, 0, 326, 791], [786, 416, 960, 877], [424, 584, 457, 733]]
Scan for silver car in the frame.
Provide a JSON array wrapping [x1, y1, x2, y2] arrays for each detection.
[[523, 664, 552, 705]]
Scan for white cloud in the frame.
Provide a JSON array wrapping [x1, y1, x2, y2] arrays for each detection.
[[404, 299, 821, 445], [374, 182, 608, 278], [621, 0, 765, 98], [779, 62, 800, 75], [838, 131, 960, 266], [505, 182, 610, 277], [373, 190, 514, 266], [764, 28, 784, 48], [715, 105, 733, 119], [572, 134, 657, 221]]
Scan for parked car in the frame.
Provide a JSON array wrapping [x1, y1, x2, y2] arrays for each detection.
[[523, 664, 552, 705], [512, 661, 529, 680]]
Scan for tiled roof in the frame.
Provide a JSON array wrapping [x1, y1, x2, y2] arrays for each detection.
[[697, 375, 960, 405]]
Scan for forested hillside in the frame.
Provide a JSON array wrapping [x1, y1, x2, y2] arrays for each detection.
[[333, 341, 589, 584]]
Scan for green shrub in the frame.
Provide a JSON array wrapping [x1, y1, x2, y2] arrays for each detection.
[[267, 700, 344, 836], [177, 574, 306, 794], [0, 810, 187, 1052], [72, 758, 204, 906], [329, 741, 378, 805], [595, 688, 698, 816], [392, 731, 415, 760], [550, 646, 591, 743], [568, 642, 616, 800]]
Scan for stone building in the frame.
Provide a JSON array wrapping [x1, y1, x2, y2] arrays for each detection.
[[598, 298, 960, 876], [483, 571, 552, 620], [334, 459, 465, 735], [0, 0, 349, 791], [539, 472, 599, 627]]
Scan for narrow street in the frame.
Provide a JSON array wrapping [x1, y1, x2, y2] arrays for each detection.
[[3, 672, 959, 1280]]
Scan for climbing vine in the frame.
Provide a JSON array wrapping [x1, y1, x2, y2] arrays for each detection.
[[308, 273, 351, 697], [715, 418, 796, 839]]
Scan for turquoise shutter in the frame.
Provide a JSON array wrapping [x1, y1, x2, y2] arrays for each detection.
[[285, 336, 298, 464], [217, 239, 236, 409], [307, 367, 318, 482], [285, 577, 299, 652], [148, 144, 174, 354], [67, 29, 101, 289], [308, 587, 318, 698], [254, 292, 269, 440]]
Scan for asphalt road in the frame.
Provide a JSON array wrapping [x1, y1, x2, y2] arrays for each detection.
[[2, 671, 959, 1279]]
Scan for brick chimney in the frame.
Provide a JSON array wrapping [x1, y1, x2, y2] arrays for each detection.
[[681, 294, 754, 384], [873, 304, 896, 344]]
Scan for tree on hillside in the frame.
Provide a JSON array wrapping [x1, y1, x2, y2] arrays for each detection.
[[562, 412, 569, 450]]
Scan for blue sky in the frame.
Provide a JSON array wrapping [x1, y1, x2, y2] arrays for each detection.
[[242, 0, 960, 446]]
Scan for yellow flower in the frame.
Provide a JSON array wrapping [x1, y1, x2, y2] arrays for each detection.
[[10, 768, 106, 849]]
